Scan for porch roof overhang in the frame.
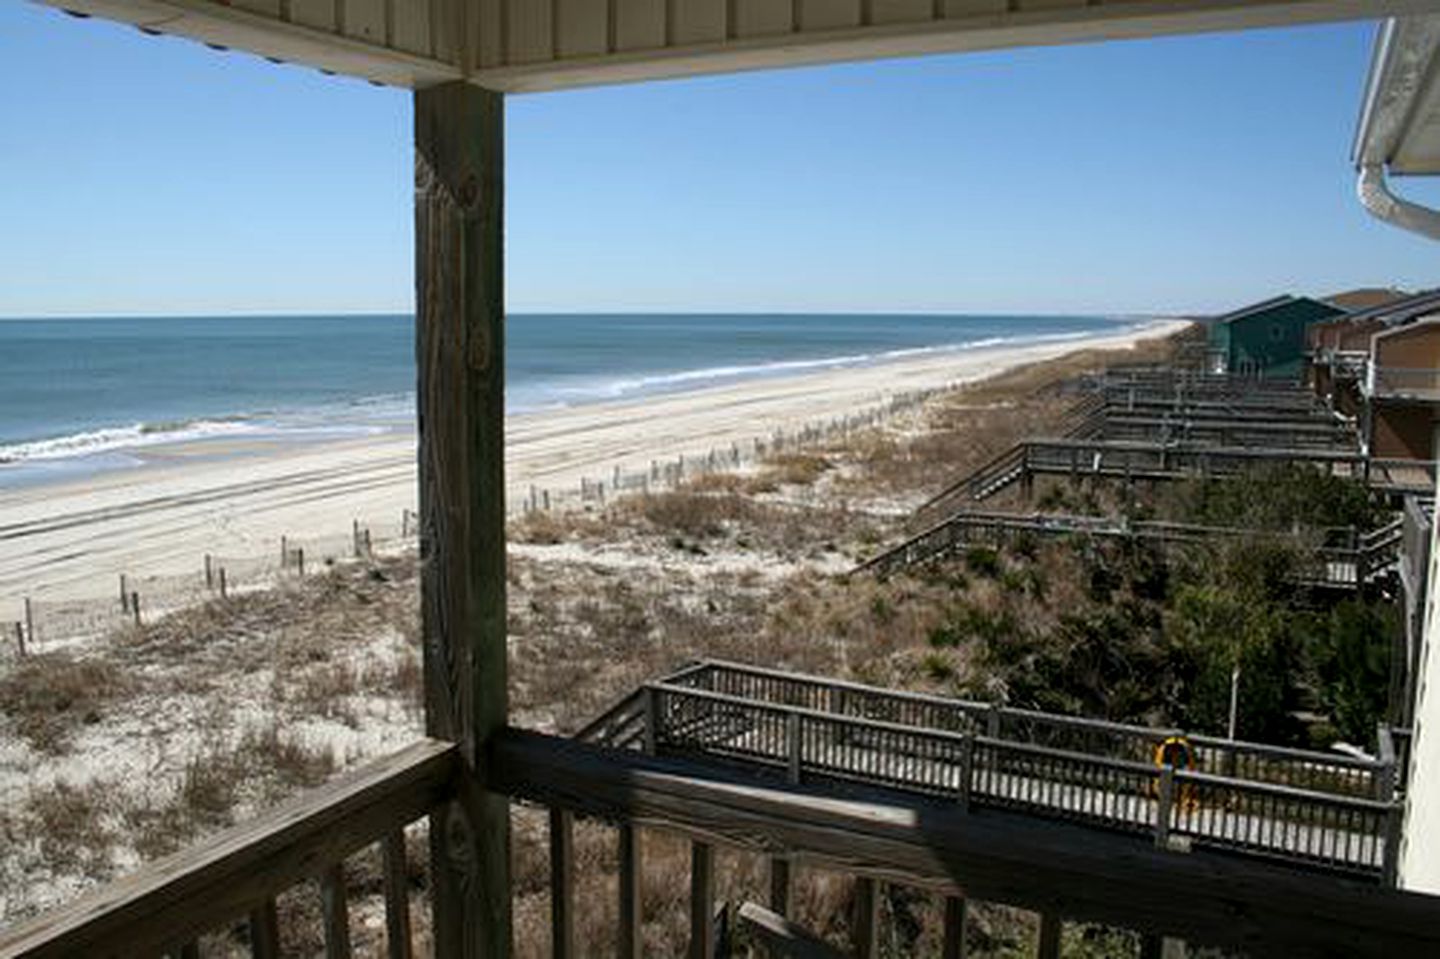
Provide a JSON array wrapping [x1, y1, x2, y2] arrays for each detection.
[[40, 0, 1438, 93]]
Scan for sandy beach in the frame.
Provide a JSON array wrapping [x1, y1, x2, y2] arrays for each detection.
[[0, 320, 1185, 623]]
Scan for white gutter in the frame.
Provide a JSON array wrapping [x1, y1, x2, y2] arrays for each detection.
[[1353, 16, 1440, 241], [1358, 162, 1440, 241]]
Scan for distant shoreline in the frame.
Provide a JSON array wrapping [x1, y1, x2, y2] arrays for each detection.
[[0, 318, 1187, 622], [0, 313, 1156, 487]]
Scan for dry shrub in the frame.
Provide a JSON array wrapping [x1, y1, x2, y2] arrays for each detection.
[[632, 492, 759, 539], [755, 453, 832, 489], [0, 652, 133, 754], [510, 509, 606, 545], [26, 780, 116, 876]]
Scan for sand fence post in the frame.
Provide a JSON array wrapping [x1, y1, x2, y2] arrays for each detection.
[[119, 573, 128, 612], [130, 591, 141, 627], [543, 489, 551, 510], [364, 528, 373, 557], [280, 535, 289, 569], [204, 554, 214, 590], [219, 567, 228, 599], [297, 548, 305, 578], [14, 621, 25, 658], [24, 597, 34, 650], [353, 519, 362, 557]]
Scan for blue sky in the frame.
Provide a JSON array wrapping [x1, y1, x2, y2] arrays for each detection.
[[1, 2, 1436, 317]]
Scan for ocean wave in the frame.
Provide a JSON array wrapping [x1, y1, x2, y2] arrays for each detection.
[[544, 324, 1136, 404], [0, 418, 266, 464]]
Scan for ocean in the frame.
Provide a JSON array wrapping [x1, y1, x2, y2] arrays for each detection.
[[0, 313, 1137, 482]]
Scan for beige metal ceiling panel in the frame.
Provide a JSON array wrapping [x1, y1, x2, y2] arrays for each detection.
[[41, 0, 1440, 92]]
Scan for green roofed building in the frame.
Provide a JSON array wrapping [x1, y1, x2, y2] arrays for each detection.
[[1207, 294, 1347, 378]]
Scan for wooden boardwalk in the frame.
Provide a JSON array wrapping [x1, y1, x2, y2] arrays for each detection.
[[856, 508, 1402, 583], [581, 661, 1402, 882]]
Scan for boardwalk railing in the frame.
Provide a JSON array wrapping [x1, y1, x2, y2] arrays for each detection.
[[630, 677, 1398, 879], [570, 660, 1404, 879], [921, 438, 1432, 515], [0, 738, 457, 958], [857, 508, 1402, 586]]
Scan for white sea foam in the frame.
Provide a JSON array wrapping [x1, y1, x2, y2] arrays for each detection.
[[0, 419, 268, 464]]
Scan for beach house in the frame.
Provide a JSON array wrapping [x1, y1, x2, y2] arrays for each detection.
[[1367, 319, 1440, 460], [1206, 294, 1345, 378], [7, 2, 1440, 957], [1306, 288, 1440, 417]]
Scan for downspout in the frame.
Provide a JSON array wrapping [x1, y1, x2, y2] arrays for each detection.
[[1358, 162, 1440, 241]]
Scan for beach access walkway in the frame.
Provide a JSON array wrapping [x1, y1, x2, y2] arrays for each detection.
[[579, 661, 1404, 882]]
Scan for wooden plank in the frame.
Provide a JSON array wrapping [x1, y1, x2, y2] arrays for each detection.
[[853, 878, 879, 959], [942, 896, 966, 959], [320, 864, 353, 959], [413, 82, 509, 959], [381, 831, 413, 959], [618, 825, 642, 959], [550, 810, 575, 958], [488, 730, 1440, 958], [0, 740, 457, 958], [737, 901, 845, 959], [690, 842, 715, 959]]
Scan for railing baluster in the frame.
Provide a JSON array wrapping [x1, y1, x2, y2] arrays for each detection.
[[249, 897, 281, 959], [618, 825, 642, 959], [550, 809, 574, 958], [320, 862, 352, 959], [381, 830, 413, 959]]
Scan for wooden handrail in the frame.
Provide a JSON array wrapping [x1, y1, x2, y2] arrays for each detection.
[[0, 739, 458, 958], [491, 728, 1440, 957]]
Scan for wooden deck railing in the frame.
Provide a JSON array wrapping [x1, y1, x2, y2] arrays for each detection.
[[0, 739, 457, 959], [631, 679, 1399, 879], [659, 660, 1395, 798]]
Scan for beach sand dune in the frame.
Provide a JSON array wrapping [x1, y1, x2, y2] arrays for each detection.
[[0, 321, 1185, 622]]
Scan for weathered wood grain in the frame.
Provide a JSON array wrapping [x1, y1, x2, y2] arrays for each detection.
[[489, 729, 1440, 957], [737, 901, 845, 959], [0, 740, 456, 958], [414, 81, 509, 959]]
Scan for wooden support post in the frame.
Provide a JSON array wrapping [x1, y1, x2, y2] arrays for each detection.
[[942, 896, 967, 959], [618, 825, 642, 959], [853, 878, 879, 959], [381, 830, 413, 959], [1036, 914, 1060, 959], [219, 567, 228, 599], [119, 574, 128, 611], [297, 548, 305, 578], [550, 809, 574, 958], [415, 81, 509, 959], [25, 597, 34, 647], [13, 621, 24, 658], [690, 842, 715, 959], [1156, 765, 1175, 850], [131, 592, 141, 627], [320, 862, 352, 959], [204, 554, 213, 590]]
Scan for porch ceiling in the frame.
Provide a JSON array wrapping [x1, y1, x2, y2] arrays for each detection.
[[40, 0, 1436, 93]]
